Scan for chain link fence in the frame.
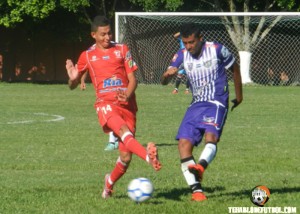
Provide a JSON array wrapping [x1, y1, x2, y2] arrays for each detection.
[[116, 14, 300, 86]]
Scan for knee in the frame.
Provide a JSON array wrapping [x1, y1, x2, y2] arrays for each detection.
[[178, 139, 193, 158], [119, 125, 131, 138], [120, 153, 132, 165]]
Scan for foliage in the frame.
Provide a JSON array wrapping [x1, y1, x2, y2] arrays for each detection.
[[0, 0, 56, 27], [129, 0, 184, 11]]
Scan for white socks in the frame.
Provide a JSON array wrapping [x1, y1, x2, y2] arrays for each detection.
[[181, 158, 198, 186], [199, 143, 217, 164]]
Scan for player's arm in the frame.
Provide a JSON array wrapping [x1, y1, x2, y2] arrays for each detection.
[[80, 71, 88, 90], [161, 66, 178, 85], [117, 72, 137, 102], [161, 50, 183, 85], [230, 62, 243, 110], [174, 32, 180, 39]]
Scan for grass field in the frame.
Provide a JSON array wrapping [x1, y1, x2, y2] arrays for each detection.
[[0, 83, 299, 214]]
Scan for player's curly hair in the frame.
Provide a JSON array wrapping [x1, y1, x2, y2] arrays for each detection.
[[91, 15, 110, 32], [180, 23, 202, 38]]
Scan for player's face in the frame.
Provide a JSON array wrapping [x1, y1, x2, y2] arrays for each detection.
[[91, 25, 113, 49], [182, 33, 203, 56]]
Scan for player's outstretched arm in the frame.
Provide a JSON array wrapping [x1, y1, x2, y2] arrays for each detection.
[[161, 67, 178, 85], [231, 62, 243, 111]]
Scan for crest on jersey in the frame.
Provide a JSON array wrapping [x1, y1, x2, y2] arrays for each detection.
[[202, 115, 218, 127], [91, 55, 99, 61], [125, 51, 132, 60], [221, 46, 229, 58], [187, 63, 193, 71], [128, 59, 136, 68], [114, 50, 121, 58]]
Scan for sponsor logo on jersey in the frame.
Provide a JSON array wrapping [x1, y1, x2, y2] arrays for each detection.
[[103, 75, 123, 88], [203, 60, 212, 68], [102, 56, 110, 60]]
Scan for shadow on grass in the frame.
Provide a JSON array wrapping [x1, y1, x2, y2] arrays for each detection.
[[152, 186, 300, 201], [156, 143, 178, 147], [208, 186, 300, 199], [155, 185, 226, 201]]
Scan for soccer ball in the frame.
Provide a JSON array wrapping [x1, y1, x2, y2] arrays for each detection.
[[251, 188, 266, 206], [252, 194, 264, 205], [127, 177, 153, 202]]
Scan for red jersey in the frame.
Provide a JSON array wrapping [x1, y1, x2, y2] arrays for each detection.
[[77, 43, 138, 107]]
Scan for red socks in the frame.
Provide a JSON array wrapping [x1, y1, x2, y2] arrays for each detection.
[[107, 158, 128, 189], [122, 132, 147, 160]]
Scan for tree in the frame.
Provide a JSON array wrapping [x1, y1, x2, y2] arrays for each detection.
[[0, 0, 141, 27], [209, 0, 300, 83]]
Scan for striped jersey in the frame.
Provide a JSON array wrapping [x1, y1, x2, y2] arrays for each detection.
[[170, 41, 235, 106]]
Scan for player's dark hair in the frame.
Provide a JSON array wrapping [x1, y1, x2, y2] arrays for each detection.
[[180, 23, 202, 38], [91, 15, 111, 32]]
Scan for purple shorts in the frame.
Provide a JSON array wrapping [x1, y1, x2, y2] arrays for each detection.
[[176, 101, 228, 146]]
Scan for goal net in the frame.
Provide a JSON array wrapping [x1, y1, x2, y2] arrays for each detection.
[[115, 12, 300, 86]]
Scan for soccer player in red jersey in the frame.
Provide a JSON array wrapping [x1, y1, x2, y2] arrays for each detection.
[[65, 15, 161, 199]]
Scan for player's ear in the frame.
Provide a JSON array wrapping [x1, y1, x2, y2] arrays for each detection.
[[91, 32, 96, 39]]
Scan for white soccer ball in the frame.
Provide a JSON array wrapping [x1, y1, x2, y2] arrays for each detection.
[[127, 177, 153, 202], [252, 188, 266, 206], [252, 194, 264, 205]]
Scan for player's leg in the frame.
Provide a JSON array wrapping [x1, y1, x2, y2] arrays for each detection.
[[111, 123, 161, 171], [173, 72, 183, 94], [105, 108, 161, 171], [104, 131, 119, 151], [188, 101, 228, 188], [178, 138, 207, 201], [188, 133, 218, 182], [185, 78, 190, 94], [102, 150, 131, 199], [96, 103, 161, 171], [176, 104, 207, 201]]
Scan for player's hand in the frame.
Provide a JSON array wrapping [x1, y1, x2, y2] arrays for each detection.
[[165, 67, 178, 76], [80, 82, 86, 90], [66, 59, 78, 80], [116, 89, 128, 103], [231, 98, 241, 111]]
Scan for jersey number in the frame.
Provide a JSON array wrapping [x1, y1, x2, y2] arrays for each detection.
[[101, 105, 112, 114]]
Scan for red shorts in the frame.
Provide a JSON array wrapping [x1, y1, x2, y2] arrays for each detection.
[[94, 102, 136, 135]]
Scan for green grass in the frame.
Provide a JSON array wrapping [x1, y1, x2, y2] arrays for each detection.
[[0, 83, 299, 214]]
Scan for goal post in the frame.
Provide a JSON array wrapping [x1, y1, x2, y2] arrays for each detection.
[[115, 12, 300, 86]]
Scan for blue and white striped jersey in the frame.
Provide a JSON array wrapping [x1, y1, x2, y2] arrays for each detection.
[[170, 41, 235, 106]]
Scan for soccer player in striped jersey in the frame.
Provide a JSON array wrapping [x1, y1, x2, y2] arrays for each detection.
[[161, 23, 243, 201], [66, 15, 161, 199]]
